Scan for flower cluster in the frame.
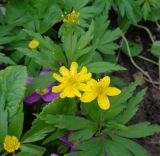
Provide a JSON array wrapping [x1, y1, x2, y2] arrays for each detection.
[[52, 62, 121, 110], [62, 10, 80, 24], [3, 135, 20, 153]]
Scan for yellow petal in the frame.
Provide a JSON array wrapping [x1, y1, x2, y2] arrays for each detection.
[[97, 95, 110, 110], [78, 73, 92, 82], [106, 87, 121, 96], [79, 66, 87, 74], [52, 84, 64, 93], [101, 76, 110, 87], [78, 83, 91, 92], [53, 73, 63, 82], [80, 92, 97, 103], [73, 89, 81, 97], [70, 62, 78, 75], [60, 66, 70, 77], [60, 87, 75, 98]]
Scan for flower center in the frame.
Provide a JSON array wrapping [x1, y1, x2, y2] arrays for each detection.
[[62, 10, 80, 24], [3, 136, 20, 153], [68, 76, 78, 86], [36, 88, 49, 95]]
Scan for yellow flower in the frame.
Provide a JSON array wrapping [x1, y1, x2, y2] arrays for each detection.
[[52, 62, 92, 98], [3, 135, 20, 153], [28, 39, 39, 49], [62, 10, 80, 24], [80, 76, 121, 110]]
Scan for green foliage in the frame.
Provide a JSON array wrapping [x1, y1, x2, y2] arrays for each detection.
[[0, 1, 160, 156], [150, 41, 160, 57], [0, 66, 27, 142]]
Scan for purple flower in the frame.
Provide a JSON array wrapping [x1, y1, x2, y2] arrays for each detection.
[[50, 154, 58, 156], [24, 70, 60, 104], [0, 64, 7, 70], [60, 132, 81, 153]]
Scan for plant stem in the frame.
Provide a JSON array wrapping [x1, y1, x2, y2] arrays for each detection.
[[137, 55, 158, 66], [2, 152, 8, 156], [136, 25, 154, 43], [121, 34, 156, 86]]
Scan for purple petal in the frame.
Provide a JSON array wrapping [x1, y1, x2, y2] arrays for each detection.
[[42, 91, 59, 102], [70, 147, 78, 153], [40, 69, 50, 75], [60, 135, 73, 147], [0, 64, 7, 70], [27, 76, 34, 85], [24, 92, 41, 104], [50, 154, 58, 156]]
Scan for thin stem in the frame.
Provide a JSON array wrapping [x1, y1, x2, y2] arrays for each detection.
[[137, 55, 158, 66], [136, 25, 154, 43], [121, 34, 157, 87], [156, 21, 160, 31], [159, 57, 160, 83]]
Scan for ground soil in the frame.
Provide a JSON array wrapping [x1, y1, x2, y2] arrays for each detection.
[[117, 23, 160, 156]]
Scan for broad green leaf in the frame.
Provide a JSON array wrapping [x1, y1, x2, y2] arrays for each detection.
[[0, 110, 8, 144], [20, 144, 46, 156], [118, 122, 160, 138], [0, 66, 27, 117], [86, 62, 126, 73], [8, 104, 24, 138]]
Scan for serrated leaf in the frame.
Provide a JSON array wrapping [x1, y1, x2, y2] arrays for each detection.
[[0, 53, 16, 65], [115, 88, 147, 124], [118, 122, 160, 138], [86, 62, 126, 73], [20, 144, 46, 156], [21, 121, 55, 143], [112, 136, 149, 156]]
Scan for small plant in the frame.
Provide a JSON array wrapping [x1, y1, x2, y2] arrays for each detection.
[[0, 0, 160, 156]]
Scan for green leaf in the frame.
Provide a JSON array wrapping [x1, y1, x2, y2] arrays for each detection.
[[118, 122, 160, 138], [42, 129, 66, 145], [16, 152, 33, 156], [0, 53, 16, 65], [86, 62, 126, 73], [21, 121, 55, 143], [43, 114, 95, 130], [20, 144, 46, 156], [0, 66, 27, 141], [103, 79, 141, 121], [0, 66, 27, 117], [150, 41, 160, 57], [8, 104, 24, 138], [65, 138, 105, 156], [122, 40, 143, 57], [0, 110, 8, 144], [115, 88, 147, 124], [112, 136, 149, 156], [105, 139, 133, 156]]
